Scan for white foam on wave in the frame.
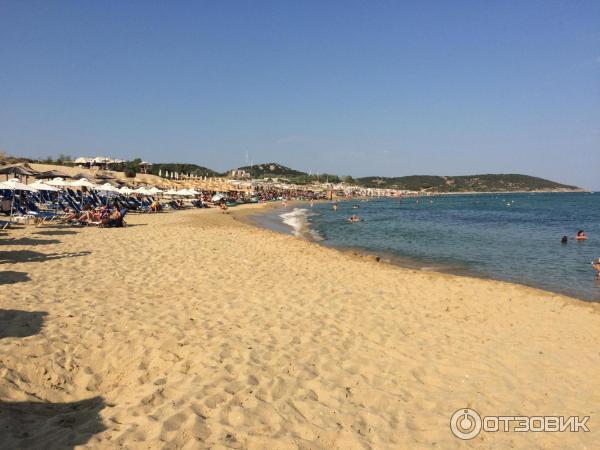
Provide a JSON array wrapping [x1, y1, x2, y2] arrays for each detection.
[[279, 208, 323, 240]]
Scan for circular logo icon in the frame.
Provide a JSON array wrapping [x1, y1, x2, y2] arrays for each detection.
[[450, 408, 482, 440]]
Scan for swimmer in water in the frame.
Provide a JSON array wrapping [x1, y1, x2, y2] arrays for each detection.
[[332, 203, 338, 211], [576, 230, 587, 240], [561, 236, 568, 244], [348, 214, 360, 223]]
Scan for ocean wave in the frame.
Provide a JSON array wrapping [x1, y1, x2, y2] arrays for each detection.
[[279, 208, 323, 240]]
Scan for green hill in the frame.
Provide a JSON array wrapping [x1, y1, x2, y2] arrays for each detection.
[[4, 151, 581, 191], [231, 163, 341, 184], [233, 163, 306, 178], [355, 174, 580, 192], [148, 163, 220, 178]]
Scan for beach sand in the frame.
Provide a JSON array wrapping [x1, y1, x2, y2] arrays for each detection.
[[1, 205, 599, 449]]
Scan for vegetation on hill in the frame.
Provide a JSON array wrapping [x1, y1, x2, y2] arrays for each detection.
[[234, 163, 305, 178], [233, 163, 341, 184], [146, 163, 219, 178], [355, 174, 580, 192], [235, 164, 579, 191], [0, 151, 581, 191]]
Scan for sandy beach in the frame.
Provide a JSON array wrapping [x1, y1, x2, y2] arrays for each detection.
[[1, 205, 599, 449]]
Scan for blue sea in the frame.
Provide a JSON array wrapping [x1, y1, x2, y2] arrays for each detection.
[[256, 192, 600, 301]]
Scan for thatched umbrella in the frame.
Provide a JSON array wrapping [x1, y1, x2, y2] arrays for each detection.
[[0, 164, 40, 180], [35, 169, 73, 179], [94, 171, 115, 180], [0, 164, 40, 186], [93, 171, 116, 186]]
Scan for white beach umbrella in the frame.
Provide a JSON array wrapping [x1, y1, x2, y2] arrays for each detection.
[[164, 189, 179, 195], [119, 186, 134, 195], [68, 178, 98, 208], [186, 188, 200, 195], [29, 181, 60, 192], [46, 177, 71, 187], [70, 178, 98, 189], [0, 178, 38, 219], [133, 186, 151, 195], [96, 183, 120, 205], [98, 183, 120, 193], [148, 186, 162, 194], [0, 178, 38, 192]]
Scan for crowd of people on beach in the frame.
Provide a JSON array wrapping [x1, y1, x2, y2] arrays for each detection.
[[63, 203, 127, 226], [3, 183, 599, 281], [0, 179, 324, 229]]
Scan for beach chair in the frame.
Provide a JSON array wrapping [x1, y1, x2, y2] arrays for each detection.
[[65, 196, 82, 214]]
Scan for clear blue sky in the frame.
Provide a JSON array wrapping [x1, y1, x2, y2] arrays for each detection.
[[1, 1, 599, 188]]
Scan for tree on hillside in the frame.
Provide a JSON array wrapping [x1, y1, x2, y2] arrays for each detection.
[[57, 154, 73, 163]]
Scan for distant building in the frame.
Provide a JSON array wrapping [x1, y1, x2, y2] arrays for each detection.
[[74, 156, 127, 168], [230, 169, 251, 179]]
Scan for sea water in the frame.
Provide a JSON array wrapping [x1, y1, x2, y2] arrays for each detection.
[[259, 192, 600, 301]]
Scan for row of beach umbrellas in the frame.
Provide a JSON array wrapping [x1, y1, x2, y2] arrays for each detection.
[[0, 177, 207, 197], [0, 177, 210, 219]]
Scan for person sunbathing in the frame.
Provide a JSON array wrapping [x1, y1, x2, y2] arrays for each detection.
[[102, 207, 122, 226], [62, 207, 80, 222], [79, 205, 108, 224], [78, 204, 97, 223]]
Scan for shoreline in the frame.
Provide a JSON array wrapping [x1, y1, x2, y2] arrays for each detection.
[[236, 201, 600, 303], [230, 203, 600, 314], [1, 206, 599, 448]]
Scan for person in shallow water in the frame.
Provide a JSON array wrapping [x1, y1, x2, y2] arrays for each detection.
[[348, 214, 360, 223], [592, 258, 600, 279], [576, 230, 587, 240], [561, 236, 568, 244]]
